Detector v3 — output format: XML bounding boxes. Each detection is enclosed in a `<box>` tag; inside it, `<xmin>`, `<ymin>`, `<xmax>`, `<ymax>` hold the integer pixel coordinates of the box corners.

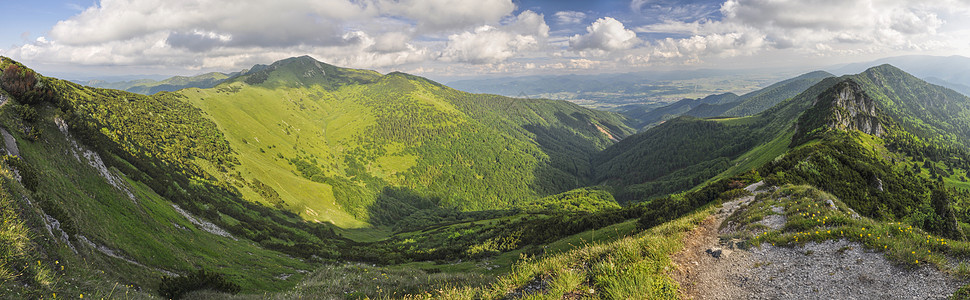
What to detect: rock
<box><xmin>826</xmin><ymin>199</ymin><xmax>838</xmax><ymax>210</ymax></box>
<box><xmin>707</xmin><ymin>247</ymin><xmax>723</xmax><ymax>258</ymax></box>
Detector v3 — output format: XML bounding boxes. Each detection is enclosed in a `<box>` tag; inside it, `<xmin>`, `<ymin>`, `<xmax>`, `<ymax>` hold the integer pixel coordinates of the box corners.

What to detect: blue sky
<box><xmin>1</xmin><ymin>0</ymin><xmax>968</xmax><ymax>80</ymax></box>
<box><xmin>0</xmin><ymin>1</ymin><xmax>84</xmax><ymax>47</ymax></box>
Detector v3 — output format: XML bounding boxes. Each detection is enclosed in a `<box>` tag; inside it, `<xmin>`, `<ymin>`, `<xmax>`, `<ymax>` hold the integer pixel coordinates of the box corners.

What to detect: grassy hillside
<box><xmin>0</xmin><ymin>56</ymin><xmax>640</xmax><ymax>298</ymax></box>
<box><xmin>594</xmin><ymin>75</ymin><xmax>841</xmax><ymax>202</ymax></box>
<box><xmin>760</xmin><ymin>65</ymin><xmax>970</xmax><ymax>240</ymax></box>
<box><xmin>8</xmin><ymin>52</ymin><xmax>970</xmax><ymax>299</ymax></box>
<box><xmin>183</xmin><ymin>56</ymin><xmax>633</xmax><ymax>228</ymax></box>
<box><xmin>0</xmin><ymin>61</ymin><xmax>324</xmax><ymax>298</ymax></box>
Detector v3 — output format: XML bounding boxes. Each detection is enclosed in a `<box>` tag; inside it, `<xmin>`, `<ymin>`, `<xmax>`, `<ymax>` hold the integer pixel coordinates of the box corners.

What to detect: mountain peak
<box><xmin>269</xmin><ymin>55</ymin><xmax>327</xmax><ymax>68</ymax></box>
<box><xmin>233</xmin><ymin>55</ymin><xmax>381</xmax><ymax>88</ymax></box>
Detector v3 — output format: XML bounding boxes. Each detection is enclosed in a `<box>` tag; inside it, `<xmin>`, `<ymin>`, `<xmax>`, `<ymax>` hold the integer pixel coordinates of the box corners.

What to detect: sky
<box><xmin>2</xmin><ymin>0</ymin><xmax>970</xmax><ymax>81</ymax></box>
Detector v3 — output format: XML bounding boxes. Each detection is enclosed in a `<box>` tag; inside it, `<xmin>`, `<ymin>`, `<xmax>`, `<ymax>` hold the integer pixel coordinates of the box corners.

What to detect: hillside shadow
<box><xmin>522</xmin><ymin>119</ymin><xmax>601</xmax><ymax>196</ymax></box>
<box><xmin>365</xmin><ymin>186</ymin><xmax>441</xmax><ymax>227</ymax></box>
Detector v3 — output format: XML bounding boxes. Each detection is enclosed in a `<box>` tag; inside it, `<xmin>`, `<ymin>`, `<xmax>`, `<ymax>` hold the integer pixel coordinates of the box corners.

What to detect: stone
<box><xmin>707</xmin><ymin>247</ymin><xmax>723</xmax><ymax>258</ymax></box>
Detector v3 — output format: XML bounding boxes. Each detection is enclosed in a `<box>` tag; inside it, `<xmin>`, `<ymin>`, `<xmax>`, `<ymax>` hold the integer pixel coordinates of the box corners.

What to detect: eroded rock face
<box><xmin>824</xmin><ymin>80</ymin><xmax>884</xmax><ymax>136</ymax></box>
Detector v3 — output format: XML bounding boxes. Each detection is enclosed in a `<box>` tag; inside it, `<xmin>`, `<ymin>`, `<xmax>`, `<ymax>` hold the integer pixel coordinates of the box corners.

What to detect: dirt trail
<box><xmin>672</xmin><ymin>183</ymin><xmax>964</xmax><ymax>299</ymax></box>
<box><xmin>672</xmin><ymin>191</ymin><xmax>755</xmax><ymax>299</ymax></box>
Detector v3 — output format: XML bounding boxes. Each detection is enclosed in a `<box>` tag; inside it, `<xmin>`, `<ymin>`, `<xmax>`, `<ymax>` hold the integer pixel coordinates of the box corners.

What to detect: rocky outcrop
<box><xmin>171</xmin><ymin>204</ymin><xmax>236</xmax><ymax>240</ymax></box>
<box><xmin>820</xmin><ymin>80</ymin><xmax>884</xmax><ymax>136</ymax></box>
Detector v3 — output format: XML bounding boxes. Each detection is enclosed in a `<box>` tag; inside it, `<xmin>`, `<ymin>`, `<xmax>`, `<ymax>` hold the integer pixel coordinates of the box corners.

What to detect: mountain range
<box><xmin>2</xmin><ymin>55</ymin><xmax>970</xmax><ymax>298</ymax></box>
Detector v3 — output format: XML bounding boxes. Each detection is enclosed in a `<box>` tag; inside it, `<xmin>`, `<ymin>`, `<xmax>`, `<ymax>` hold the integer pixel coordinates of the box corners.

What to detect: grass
<box><xmin>542</xmin><ymin>220</ymin><xmax>639</xmax><ymax>255</ymax></box>
<box><xmin>711</xmin><ymin>116</ymin><xmax>756</xmax><ymax>126</ymax></box>
<box><xmin>402</xmin><ymin>204</ymin><xmax>716</xmax><ymax>299</ymax></box>
<box><xmin>0</xmin><ymin>166</ymin><xmax>55</xmax><ymax>298</ymax></box>
<box><xmin>0</xmin><ymin>104</ymin><xmax>313</xmax><ymax>296</ymax></box>
<box><xmin>692</xmin><ymin>127</ymin><xmax>793</xmax><ymax>192</ymax></box>
<box><xmin>182</xmin><ymin>263</ymin><xmax>492</xmax><ymax>300</ymax></box>
<box><xmin>187</xmin><ymin>84</ymin><xmax>369</xmax><ymax>228</ymax></box>
<box><xmin>336</xmin><ymin>226</ymin><xmax>393</xmax><ymax>243</ymax></box>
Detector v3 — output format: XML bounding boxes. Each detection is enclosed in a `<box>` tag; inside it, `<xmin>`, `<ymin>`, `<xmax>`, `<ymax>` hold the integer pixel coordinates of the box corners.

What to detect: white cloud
<box><xmin>439</xmin><ymin>10</ymin><xmax>548</xmax><ymax>64</ymax></box>
<box><xmin>368</xmin><ymin>32</ymin><xmax>413</xmax><ymax>53</ymax></box>
<box><xmin>378</xmin><ymin>0</ymin><xmax>516</xmax><ymax>31</ymax></box>
<box><xmin>651</xmin><ymin>32</ymin><xmax>765</xmax><ymax>61</ymax></box>
<box><xmin>49</xmin><ymin>0</ymin><xmax>371</xmax><ymax>47</ymax></box>
<box><xmin>721</xmin><ymin>0</ymin><xmax>956</xmax><ymax>50</ymax></box>
<box><xmin>6</xmin><ymin>0</ymin><xmax>970</xmax><ymax>77</ymax></box>
<box><xmin>569</xmin><ymin>17</ymin><xmax>640</xmax><ymax>52</ymax></box>
<box><xmin>507</xmin><ymin>10</ymin><xmax>550</xmax><ymax>38</ymax></box>
<box><xmin>626</xmin><ymin>0</ymin><xmax>970</xmax><ymax>65</ymax></box>
<box><xmin>5</xmin><ymin>0</ymin><xmax>529</xmax><ymax>73</ymax></box>
<box><xmin>554</xmin><ymin>11</ymin><xmax>586</xmax><ymax>25</ymax></box>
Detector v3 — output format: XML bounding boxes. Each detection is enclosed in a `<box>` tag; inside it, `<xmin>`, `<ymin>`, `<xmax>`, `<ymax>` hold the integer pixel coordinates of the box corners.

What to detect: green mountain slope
<box><xmin>595</xmin><ymin>74</ymin><xmax>841</xmax><ymax>201</ymax></box>
<box><xmin>181</xmin><ymin>56</ymin><xmax>632</xmax><ymax>227</ymax></box>
<box><xmin>599</xmin><ymin>64</ymin><xmax>970</xmax><ymax>238</ymax></box>
<box><xmin>621</xmin><ymin>71</ymin><xmax>831</xmax><ymax>130</ymax></box>
<box><xmin>81</xmin><ymin>71</ymin><xmax>237</xmax><ymax>95</ymax></box>
<box><xmin>0</xmin><ymin>57</ymin><xmax>325</xmax><ymax>298</ymax></box>
<box><xmin>762</xmin><ymin>64</ymin><xmax>970</xmax><ymax>238</ymax></box>
<box><xmin>0</xmin><ymin>55</ymin><xmax>634</xmax><ymax>297</ymax></box>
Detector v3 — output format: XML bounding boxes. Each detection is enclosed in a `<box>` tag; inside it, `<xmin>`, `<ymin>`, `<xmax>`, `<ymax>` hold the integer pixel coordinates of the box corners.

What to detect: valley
<box><xmin>3</xmin><ymin>53</ymin><xmax>970</xmax><ymax>299</ymax></box>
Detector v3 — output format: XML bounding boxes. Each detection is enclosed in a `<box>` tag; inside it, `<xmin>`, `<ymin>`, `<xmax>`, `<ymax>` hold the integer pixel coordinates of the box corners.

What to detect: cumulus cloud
<box><xmin>625</xmin><ymin>0</ymin><xmax>970</xmax><ymax>65</ymax></box>
<box><xmin>378</xmin><ymin>0</ymin><xmax>516</xmax><ymax>31</ymax></box>
<box><xmin>49</xmin><ymin>0</ymin><xmax>368</xmax><ymax>47</ymax></box>
<box><xmin>6</xmin><ymin>0</ymin><xmax>532</xmax><ymax>72</ymax></box>
<box><xmin>569</xmin><ymin>17</ymin><xmax>640</xmax><ymax>52</ymax></box>
<box><xmin>6</xmin><ymin>0</ymin><xmax>970</xmax><ymax>76</ymax></box>
<box><xmin>554</xmin><ymin>11</ymin><xmax>586</xmax><ymax>25</ymax></box>
<box><xmin>651</xmin><ymin>31</ymin><xmax>765</xmax><ymax>61</ymax></box>
<box><xmin>439</xmin><ymin>10</ymin><xmax>549</xmax><ymax>64</ymax></box>
<box><xmin>367</xmin><ymin>32</ymin><xmax>413</xmax><ymax>53</ymax></box>
<box><xmin>724</xmin><ymin>0</ymin><xmax>956</xmax><ymax>49</ymax></box>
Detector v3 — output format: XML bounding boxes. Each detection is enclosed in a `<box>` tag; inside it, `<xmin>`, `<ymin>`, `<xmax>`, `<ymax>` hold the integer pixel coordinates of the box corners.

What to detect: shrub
<box><xmin>158</xmin><ymin>269</ymin><xmax>241</xmax><ymax>300</ymax></box>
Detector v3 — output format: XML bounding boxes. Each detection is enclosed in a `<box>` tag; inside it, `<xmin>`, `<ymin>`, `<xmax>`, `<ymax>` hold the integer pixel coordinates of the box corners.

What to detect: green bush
<box><xmin>158</xmin><ymin>269</ymin><xmax>241</xmax><ymax>299</ymax></box>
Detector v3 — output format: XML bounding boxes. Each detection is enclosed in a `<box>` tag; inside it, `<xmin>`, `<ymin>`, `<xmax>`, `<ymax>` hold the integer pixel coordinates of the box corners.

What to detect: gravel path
<box><xmin>672</xmin><ymin>183</ymin><xmax>965</xmax><ymax>299</ymax></box>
